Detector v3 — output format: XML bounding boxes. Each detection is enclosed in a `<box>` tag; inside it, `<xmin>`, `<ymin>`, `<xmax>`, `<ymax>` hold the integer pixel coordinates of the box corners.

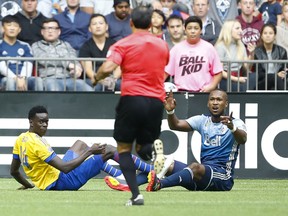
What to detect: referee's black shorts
<box><xmin>113</xmin><ymin>95</ymin><xmax>164</xmax><ymax>145</ymax></box>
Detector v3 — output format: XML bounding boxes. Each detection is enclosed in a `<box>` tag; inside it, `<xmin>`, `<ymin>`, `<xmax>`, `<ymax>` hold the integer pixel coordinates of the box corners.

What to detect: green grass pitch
<box><xmin>0</xmin><ymin>178</ymin><xmax>287</xmax><ymax>216</ymax></box>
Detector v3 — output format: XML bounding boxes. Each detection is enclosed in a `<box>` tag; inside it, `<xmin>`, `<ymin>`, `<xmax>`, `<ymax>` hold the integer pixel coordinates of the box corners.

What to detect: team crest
<box><xmin>216</xmin><ymin>0</ymin><xmax>231</xmax><ymax>22</ymax></box>
<box><xmin>17</xmin><ymin>48</ymin><xmax>24</xmax><ymax>56</ymax></box>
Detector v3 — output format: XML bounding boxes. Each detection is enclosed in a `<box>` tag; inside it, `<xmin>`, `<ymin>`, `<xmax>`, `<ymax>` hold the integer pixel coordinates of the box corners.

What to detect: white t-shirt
<box><xmin>80</xmin><ymin>0</ymin><xmax>114</xmax><ymax>15</ymax></box>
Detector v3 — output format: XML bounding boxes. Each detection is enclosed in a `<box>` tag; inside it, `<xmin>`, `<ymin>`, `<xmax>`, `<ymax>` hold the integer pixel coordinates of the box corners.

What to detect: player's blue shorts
<box><xmin>46</xmin><ymin>150</ymin><xmax>104</xmax><ymax>190</ymax></box>
<box><xmin>195</xmin><ymin>165</ymin><xmax>234</xmax><ymax>191</ymax></box>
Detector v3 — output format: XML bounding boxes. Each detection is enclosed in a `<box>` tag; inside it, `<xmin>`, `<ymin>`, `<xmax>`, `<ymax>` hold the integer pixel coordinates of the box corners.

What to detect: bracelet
<box><xmin>166</xmin><ymin>109</ymin><xmax>175</xmax><ymax>115</ymax></box>
<box><xmin>230</xmin><ymin>124</ymin><xmax>237</xmax><ymax>133</ymax></box>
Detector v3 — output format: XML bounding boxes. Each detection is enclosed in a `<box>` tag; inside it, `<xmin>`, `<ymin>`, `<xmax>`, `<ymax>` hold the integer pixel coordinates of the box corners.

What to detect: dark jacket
<box><xmin>254</xmin><ymin>44</ymin><xmax>287</xmax><ymax>80</ymax></box>
<box><xmin>201</xmin><ymin>17</ymin><xmax>221</xmax><ymax>45</ymax></box>
<box><xmin>14</xmin><ymin>11</ymin><xmax>47</xmax><ymax>45</ymax></box>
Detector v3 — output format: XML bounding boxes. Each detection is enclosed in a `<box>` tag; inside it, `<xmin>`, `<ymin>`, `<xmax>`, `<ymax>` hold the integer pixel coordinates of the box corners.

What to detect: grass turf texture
<box><xmin>0</xmin><ymin>178</ymin><xmax>287</xmax><ymax>216</ymax></box>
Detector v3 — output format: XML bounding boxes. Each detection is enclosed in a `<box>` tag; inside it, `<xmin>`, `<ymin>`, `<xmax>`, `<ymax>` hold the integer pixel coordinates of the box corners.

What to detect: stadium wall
<box><xmin>0</xmin><ymin>92</ymin><xmax>287</xmax><ymax>179</ymax></box>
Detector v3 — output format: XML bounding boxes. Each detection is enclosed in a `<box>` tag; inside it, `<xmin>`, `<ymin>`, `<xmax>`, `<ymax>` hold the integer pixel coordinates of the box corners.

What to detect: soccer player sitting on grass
<box><xmin>10</xmin><ymin>105</ymin><xmax>163</xmax><ymax>191</ymax></box>
<box><xmin>146</xmin><ymin>89</ymin><xmax>247</xmax><ymax>192</ymax></box>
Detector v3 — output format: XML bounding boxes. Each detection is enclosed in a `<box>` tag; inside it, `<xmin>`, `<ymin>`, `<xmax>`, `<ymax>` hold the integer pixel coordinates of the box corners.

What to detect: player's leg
<box><xmin>54</xmin><ymin>141</ymin><xmax>114</xmax><ymax>190</ymax></box>
<box><xmin>146</xmin><ymin>162</ymin><xmax>206</xmax><ymax>191</ymax></box>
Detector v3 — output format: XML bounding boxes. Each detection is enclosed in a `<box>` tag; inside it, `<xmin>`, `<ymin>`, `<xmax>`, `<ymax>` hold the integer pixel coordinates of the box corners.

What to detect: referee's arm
<box><xmin>93</xmin><ymin>60</ymin><xmax>119</xmax><ymax>86</ymax></box>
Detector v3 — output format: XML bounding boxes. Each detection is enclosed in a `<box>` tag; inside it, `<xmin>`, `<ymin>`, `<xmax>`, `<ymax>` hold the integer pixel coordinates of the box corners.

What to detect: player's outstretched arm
<box><xmin>10</xmin><ymin>158</ymin><xmax>35</xmax><ymax>190</ymax></box>
<box><xmin>164</xmin><ymin>91</ymin><xmax>192</xmax><ymax>132</ymax></box>
<box><xmin>48</xmin><ymin>144</ymin><xmax>106</xmax><ymax>174</ymax></box>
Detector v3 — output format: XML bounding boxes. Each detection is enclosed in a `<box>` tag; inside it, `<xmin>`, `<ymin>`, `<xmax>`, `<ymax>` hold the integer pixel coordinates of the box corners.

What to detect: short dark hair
<box><xmin>153</xmin><ymin>9</ymin><xmax>166</xmax><ymax>23</ymax></box>
<box><xmin>89</xmin><ymin>13</ymin><xmax>107</xmax><ymax>25</ymax></box>
<box><xmin>42</xmin><ymin>18</ymin><xmax>60</xmax><ymax>28</ymax></box>
<box><xmin>166</xmin><ymin>14</ymin><xmax>184</xmax><ymax>26</ymax></box>
<box><xmin>2</xmin><ymin>15</ymin><xmax>20</xmax><ymax>26</ymax></box>
<box><xmin>184</xmin><ymin>16</ymin><xmax>202</xmax><ymax>29</ymax></box>
<box><xmin>28</xmin><ymin>106</ymin><xmax>48</xmax><ymax>120</ymax></box>
<box><xmin>131</xmin><ymin>6</ymin><xmax>153</xmax><ymax>29</ymax></box>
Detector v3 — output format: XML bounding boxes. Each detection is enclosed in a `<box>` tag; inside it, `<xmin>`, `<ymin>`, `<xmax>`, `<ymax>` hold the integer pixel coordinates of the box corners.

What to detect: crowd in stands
<box><xmin>0</xmin><ymin>0</ymin><xmax>288</xmax><ymax>92</ymax></box>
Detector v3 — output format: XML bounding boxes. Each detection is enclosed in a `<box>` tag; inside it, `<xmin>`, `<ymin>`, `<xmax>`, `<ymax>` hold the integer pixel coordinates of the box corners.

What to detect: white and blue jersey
<box><xmin>186</xmin><ymin>114</ymin><xmax>246</xmax><ymax>177</ymax></box>
<box><xmin>0</xmin><ymin>39</ymin><xmax>33</xmax><ymax>75</ymax></box>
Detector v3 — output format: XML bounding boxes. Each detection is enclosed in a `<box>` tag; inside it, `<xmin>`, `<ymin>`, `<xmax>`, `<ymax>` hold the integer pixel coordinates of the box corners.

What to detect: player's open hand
<box><xmin>164</xmin><ymin>90</ymin><xmax>176</xmax><ymax>111</ymax></box>
<box><xmin>90</xmin><ymin>143</ymin><xmax>106</xmax><ymax>155</ymax></box>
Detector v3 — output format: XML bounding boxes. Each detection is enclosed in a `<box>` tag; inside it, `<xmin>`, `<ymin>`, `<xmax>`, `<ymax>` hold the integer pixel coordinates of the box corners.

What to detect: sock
<box><xmin>171</xmin><ymin>160</ymin><xmax>188</xmax><ymax>174</ymax></box>
<box><xmin>161</xmin><ymin>168</ymin><xmax>196</xmax><ymax>190</ymax></box>
<box><xmin>132</xmin><ymin>155</ymin><xmax>153</xmax><ymax>173</ymax></box>
<box><xmin>113</xmin><ymin>152</ymin><xmax>153</xmax><ymax>174</ymax></box>
<box><xmin>102</xmin><ymin>162</ymin><xmax>122</xmax><ymax>177</ymax></box>
<box><xmin>119</xmin><ymin>152</ymin><xmax>139</xmax><ymax>199</ymax></box>
<box><xmin>136</xmin><ymin>172</ymin><xmax>148</xmax><ymax>185</ymax></box>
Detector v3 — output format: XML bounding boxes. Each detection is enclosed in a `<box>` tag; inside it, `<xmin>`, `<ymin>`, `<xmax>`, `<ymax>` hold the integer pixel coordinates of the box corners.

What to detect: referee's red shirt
<box><xmin>107</xmin><ymin>31</ymin><xmax>169</xmax><ymax>101</ymax></box>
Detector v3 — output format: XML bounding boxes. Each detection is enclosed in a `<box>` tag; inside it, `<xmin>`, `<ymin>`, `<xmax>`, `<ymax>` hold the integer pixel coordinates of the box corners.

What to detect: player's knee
<box><xmin>189</xmin><ymin>163</ymin><xmax>205</xmax><ymax>180</ymax></box>
<box><xmin>71</xmin><ymin>140</ymin><xmax>89</xmax><ymax>152</ymax></box>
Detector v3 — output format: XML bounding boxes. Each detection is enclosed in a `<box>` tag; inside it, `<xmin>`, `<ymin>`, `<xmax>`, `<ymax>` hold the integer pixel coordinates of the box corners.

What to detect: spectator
<box><xmin>192</xmin><ymin>0</ymin><xmax>221</xmax><ymax>45</ymax></box>
<box><xmin>159</xmin><ymin>0</ymin><xmax>182</xmax><ymax>19</ymax></box>
<box><xmin>37</xmin><ymin>0</ymin><xmax>67</xmax><ymax>18</ymax></box>
<box><xmin>31</xmin><ymin>18</ymin><xmax>93</xmax><ymax>91</ymax></box>
<box><xmin>14</xmin><ymin>0</ymin><xmax>48</xmax><ymax>46</ymax></box>
<box><xmin>150</xmin><ymin>9</ymin><xmax>166</xmax><ymax>38</ymax></box>
<box><xmin>208</xmin><ymin>0</ymin><xmax>239</xmax><ymax>26</ymax></box>
<box><xmin>106</xmin><ymin>0</ymin><xmax>132</xmax><ymax>41</ymax></box>
<box><xmin>163</xmin><ymin>14</ymin><xmax>185</xmax><ymax>50</ymax></box>
<box><xmin>236</xmin><ymin>0</ymin><xmax>264</xmax><ymax>55</ymax></box>
<box><xmin>0</xmin><ymin>0</ymin><xmax>22</xmax><ymax>36</ymax></box>
<box><xmin>54</xmin><ymin>0</ymin><xmax>91</xmax><ymax>52</ymax></box>
<box><xmin>254</xmin><ymin>0</ymin><xmax>282</xmax><ymax>25</ymax></box>
<box><xmin>176</xmin><ymin>0</ymin><xmax>194</xmax><ymax>15</ymax></box>
<box><xmin>80</xmin><ymin>0</ymin><xmax>159</xmax><ymax>15</ymax></box>
<box><xmin>79</xmin><ymin>14</ymin><xmax>121</xmax><ymax>91</ymax></box>
<box><xmin>0</xmin><ymin>15</ymin><xmax>43</xmax><ymax>91</ymax></box>
<box><xmin>253</xmin><ymin>23</ymin><xmax>288</xmax><ymax>90</ymax></box>
<box><xmin>276</xmin><ymin>1</ymin><xmax>288</xmax><ymax>53</ymax></box>
<box><xmin>164</xmin><ymin>16</ymin><xmax>223</xmax><ymax>92</ymax></box>
<box><xmin>215</xmin><ymin>19</ymin><xmax>254</xmax><ymax>92</ymax></box>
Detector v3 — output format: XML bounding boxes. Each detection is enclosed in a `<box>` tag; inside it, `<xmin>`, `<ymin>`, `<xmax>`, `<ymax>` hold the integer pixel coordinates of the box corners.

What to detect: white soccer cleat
<box><xmin>152</xmin><ymin>139</ymin><xmax>165</xmax><ymax>174</ymax></box>
<box><xmin>157</xmin><ymin>155</ymin><xmax>174</xmax><ymax>179</ymax></box>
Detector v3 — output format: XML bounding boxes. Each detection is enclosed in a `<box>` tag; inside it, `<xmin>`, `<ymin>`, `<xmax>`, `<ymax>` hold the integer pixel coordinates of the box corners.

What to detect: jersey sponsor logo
<box><xmin>179</xmin><ymin>56</ymin><xmax>206</xmax><ymax>76</ymax></box>
<box><xmin>216</xmin><ymin>0</ymin><xmax>231</xmax><ymax>22</ymax></box>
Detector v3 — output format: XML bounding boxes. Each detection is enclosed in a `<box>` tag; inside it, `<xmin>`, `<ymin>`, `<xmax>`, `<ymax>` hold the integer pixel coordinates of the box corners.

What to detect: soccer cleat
<box><xmin>152</xmin><ymin>139</ymin><xmax>165</xmax><ymax>174</ymax></box>
<box><xmin>146</xmin><ymin>170</ymin><xmax>161</xmax><ymax>192</ymax></box>
<box><xmin>157</xmin><ymin>155</ymin><xmax>174</xmax><ymax>179</ymax></box>
<box><xmin>125</xmin><ymin>194</ymin><xmax>144</xmax><ymax>206</ymax></box>
<box><xmin>104</xmin><ymin>176</ymin><xmax>130</xmax><ymax>192</ymax></box>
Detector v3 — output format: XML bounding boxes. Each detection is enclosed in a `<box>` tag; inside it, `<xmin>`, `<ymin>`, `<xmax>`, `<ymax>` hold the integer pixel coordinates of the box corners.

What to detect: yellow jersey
<box><xmin>12</xmin><ymin>131</ymin><xmax>60</xmax><ymax>190</ymax></box>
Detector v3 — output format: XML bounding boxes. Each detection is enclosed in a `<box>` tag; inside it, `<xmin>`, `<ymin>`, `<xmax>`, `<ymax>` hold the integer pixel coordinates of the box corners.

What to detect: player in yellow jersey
<box><xmin>10</xmin><ymin>105</ymin><xmax>161</xmax><ymax>191</ymax></box>
<box><xmin>10</xmin><ymin>105</ymin><xmax>110</xmax><ymax>190</ymax></box>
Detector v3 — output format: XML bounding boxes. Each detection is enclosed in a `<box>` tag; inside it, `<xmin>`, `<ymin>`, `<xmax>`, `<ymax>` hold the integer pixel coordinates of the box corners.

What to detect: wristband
<box><xmin>166</xmin><ymin>109</ymin><xmax>175</xmax><ymax>115</ymax></box>
<box><xmin>230</xmin><ymin>124</ymin><xmax>237</xmax><ymax>133</ymax></box>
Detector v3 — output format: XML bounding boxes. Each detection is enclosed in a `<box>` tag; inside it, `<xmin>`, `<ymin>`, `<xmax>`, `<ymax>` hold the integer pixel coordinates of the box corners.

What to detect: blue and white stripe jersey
<box><xmin>186</xmin><ymin>114</ymin><xmax>247</xmax><ymax>174</ymax></box>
